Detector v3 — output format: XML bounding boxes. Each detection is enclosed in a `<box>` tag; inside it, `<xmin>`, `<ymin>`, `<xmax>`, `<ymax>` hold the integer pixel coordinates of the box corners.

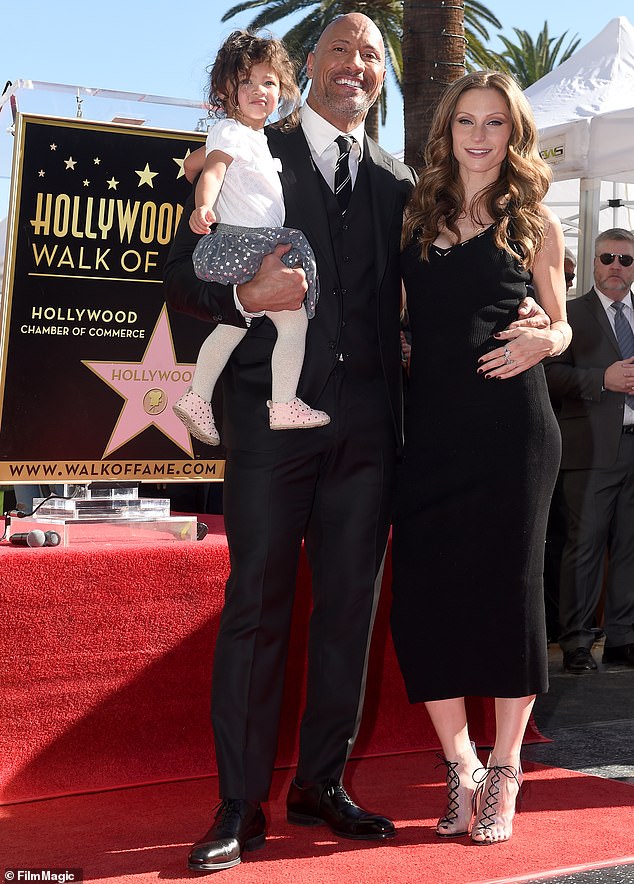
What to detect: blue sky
<box><xmin>0</xmin><ymin>0</ymin><xmax>629</xmax><ymax>170</ymax></box>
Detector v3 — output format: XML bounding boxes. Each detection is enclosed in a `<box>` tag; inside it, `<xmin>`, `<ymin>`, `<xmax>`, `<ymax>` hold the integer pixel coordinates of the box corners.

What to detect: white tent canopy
<box><xmin>525</xmin><ymin>16</ymin><xmax>634</xmax><ymax>294</ymax></box>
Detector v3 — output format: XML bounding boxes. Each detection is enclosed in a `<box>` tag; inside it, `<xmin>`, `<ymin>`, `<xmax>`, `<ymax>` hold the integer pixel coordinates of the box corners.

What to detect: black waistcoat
<box><xmin>316</xmin><ymin>159</ymin><xmax>382</xmax><ymax>383</ymax></box>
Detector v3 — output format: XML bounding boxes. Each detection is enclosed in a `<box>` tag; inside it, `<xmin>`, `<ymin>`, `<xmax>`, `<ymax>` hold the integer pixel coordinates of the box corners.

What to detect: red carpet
<box><xmin>2</xmin><ymin>751</ymin><xmax>633</xmax><ymax>883</ymax></box>
<box><xmin>0</xmin><ymin>517</ymin><xmax>544</xmax><ymax>805</ymax></box>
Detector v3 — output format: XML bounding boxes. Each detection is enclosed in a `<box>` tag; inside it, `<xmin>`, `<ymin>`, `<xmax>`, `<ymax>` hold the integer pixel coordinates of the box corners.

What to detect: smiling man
<box><xmin>164</xmin><ymin>13</ymin><xmax>416</xmax><ymax>873</ymax></box>
<box><xmin>305</xmin><ymin>13</ymin><xmax>386</xmax><ymax>127</ymax></box>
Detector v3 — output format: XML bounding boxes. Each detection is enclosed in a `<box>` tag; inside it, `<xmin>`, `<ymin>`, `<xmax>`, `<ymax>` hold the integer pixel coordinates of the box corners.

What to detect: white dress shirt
<box><xmin>299</xmin><ymin>101</ymin><xmax>365</xmax><ymax>191</ymax></box>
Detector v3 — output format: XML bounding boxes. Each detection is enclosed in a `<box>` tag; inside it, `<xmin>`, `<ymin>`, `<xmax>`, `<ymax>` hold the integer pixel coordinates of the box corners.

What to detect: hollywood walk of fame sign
<box><xmin>0</xmin><ymin>113</ymin><xmax>223</xmax><ymax>484</ymax></box>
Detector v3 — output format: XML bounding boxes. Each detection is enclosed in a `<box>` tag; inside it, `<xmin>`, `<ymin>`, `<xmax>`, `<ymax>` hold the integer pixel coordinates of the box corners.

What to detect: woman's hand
<box><xmin>478</xmin><ymin>289</ymin><xmax>571</xmax><ymax>378</ymax></box>
<box><xmin>477</xmin><ymin>326</ymin><xmax>556</xmax><ymax>379</ymax></box>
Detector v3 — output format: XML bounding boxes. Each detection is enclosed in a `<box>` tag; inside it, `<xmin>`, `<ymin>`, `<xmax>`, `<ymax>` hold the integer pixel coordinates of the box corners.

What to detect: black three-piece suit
<box><xmin>163</xmin><ymin>123</ymin><xmax>415</xmax><ymax>799</ymax></box>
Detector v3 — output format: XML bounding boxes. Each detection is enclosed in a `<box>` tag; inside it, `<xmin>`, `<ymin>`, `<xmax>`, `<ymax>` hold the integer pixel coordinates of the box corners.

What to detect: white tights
<box><xmin>192</xmin><ymin>309</ymin><xmax>309</xmax><ymax>405</ymax></box>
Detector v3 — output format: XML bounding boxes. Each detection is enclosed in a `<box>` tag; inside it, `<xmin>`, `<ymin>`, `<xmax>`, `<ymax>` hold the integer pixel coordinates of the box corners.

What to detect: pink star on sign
<box><xmin>83</xmin><ymin>305</ymin><xmax>196</xmax><ymax>456</ymax></box>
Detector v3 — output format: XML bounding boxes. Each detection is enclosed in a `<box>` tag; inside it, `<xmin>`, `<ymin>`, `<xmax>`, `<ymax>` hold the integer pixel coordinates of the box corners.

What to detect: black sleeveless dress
<box><xmin>390</xmin><ymin>226</ymin><xmax>560</xmax><ymax>702</ymax></box>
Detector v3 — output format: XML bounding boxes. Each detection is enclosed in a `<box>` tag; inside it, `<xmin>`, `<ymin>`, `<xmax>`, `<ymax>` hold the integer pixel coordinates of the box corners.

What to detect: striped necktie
<box><xmin>611</xmin><ymin>300</ymin><xmax>634</xmax><ymax>409</ymax></box>
<box><xmin>334</xmin><ymin>135</ymin><xmax>354</xmax><ymax>214</ymax></box>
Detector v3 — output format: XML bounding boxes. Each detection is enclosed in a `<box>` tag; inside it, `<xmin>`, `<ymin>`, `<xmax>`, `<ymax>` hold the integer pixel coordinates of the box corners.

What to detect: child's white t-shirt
<box><xmin>206</xmin><ymin>118</ymin><xmax>285</xmax><ymax>228</ymax></box>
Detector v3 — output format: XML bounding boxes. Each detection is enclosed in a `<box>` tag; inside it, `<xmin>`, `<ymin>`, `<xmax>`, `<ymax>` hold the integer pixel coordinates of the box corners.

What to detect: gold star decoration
<box><xmin>64</xmin><ymin>157</ymin><xmax>77</xmax><ymax>170</ymax></box>
<box><xmin>83</xmin><ymin>179</ymin><xmax>90</xmax><ymax>187</ymax></box>
<box><xmin>50</xmin><ymin>143</ymin><xmax>57</xmax><ymax>151</ymax></box>
<box><xmin>93</xmin><ymin>157</ymin><xmax>101</xmax><ymax>165</ymax></box>
<box><xmin>38</xmin><ymin>170</ymin><xmax>45</xmax><ymax>177</ymax></box>
<box><xmin>106</xmin><ymin>177</ymin><xmax>119</xmax><ymax>190</ymax></box>
<box><xmin>172</xmin><ymin>148</ymin><xmax>192</xmax><ymax>179</ymax></box>
<box><xmin>135</xmin><ymin>162</ymin><xmax>159</xmax><ymax>188</ymax></box>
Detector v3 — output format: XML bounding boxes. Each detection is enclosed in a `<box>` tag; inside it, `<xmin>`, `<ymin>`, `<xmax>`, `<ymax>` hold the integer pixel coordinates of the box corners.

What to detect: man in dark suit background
<box><xmin>545</xmin><ymin>228</ymin><xmax>634</xmax><ymax>674</ymax></box>
<box><xmin>164</xmin><ymin>14</ymin><xmax>415</xmax><ymax>872</ymax></box>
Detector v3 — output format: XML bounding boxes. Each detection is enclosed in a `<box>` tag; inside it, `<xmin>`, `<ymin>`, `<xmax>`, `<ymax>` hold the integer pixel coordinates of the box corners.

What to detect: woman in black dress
<box><xmin>391</xmin><ymin>71</ymin><xmax>571</xmax><ymax>845</ymax></box>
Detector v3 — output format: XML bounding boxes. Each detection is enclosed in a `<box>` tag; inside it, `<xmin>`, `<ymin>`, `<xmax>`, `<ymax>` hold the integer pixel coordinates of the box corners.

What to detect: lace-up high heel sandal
<box><xmin>471</xmin><ymin>760</ymin><xmax>523</xmax><ymax>845</ymax></box>
<box><xmin>435</xmin><ymin>743</ymin><xmax>480</xmax><ymax>837</ymax></box>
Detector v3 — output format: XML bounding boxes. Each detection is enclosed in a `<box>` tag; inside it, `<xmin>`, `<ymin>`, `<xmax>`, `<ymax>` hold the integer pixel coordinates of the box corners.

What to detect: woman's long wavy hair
<box><xmin>209</xmin><ymin>30</ymin><xmax>301</xmax><ymax>131</ymax></box>
<box><xmin>402</xmin><ymin>70</ymin><xmax>552</xmax><ymax>269</ymax></box>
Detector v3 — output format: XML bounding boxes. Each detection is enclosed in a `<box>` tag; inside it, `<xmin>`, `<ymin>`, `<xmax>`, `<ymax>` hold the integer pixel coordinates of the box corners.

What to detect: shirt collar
<box><xmin>300</xmin><ymin>102</ymin><xmax>365</xmax><ymax>159</ymax></box>
<box><xmin>596</xmin><ymin>288</ymin><xmax>633</xmax><ymax>313</ymax></box>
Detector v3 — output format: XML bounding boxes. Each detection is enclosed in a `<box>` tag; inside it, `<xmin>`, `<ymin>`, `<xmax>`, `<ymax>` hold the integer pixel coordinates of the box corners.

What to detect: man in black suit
<box><xmin>164</xmin><ymin>14</ymin><xmax>414</xmax><ymax>872</ymax></box>
<box><xmin>545</xmin><ymin>228</ymin><xmax>634</xmax><ymax>674</ymax></box>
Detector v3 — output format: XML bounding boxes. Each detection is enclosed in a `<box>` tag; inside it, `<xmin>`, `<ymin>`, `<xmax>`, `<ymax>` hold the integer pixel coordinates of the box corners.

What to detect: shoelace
<box><xmin>326</xmin><ymin>782</ymin><xmax>357</xmax><ymax>808</ymax></box>
<box><xmin>213</xmin><ymin>798</ymin><xmax>248</xmax><ymax>827</ymax></box>
<box><xmin>435</xmin><ymin>754</ymin><xmax>461</xmax><ymax>824</ymax></box>
<box><xmin>472</xmin><ymin>764</ymin><xmax>521</xmax><ymax>833</ymax></box>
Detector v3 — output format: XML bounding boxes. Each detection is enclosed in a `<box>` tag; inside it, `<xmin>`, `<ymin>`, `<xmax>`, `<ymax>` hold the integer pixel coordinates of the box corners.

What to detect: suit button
<box><xmin>341</xmin><ymin>289</ymin><xmax>348</xmax><ymax>296</ymax></box>
<box><xmin>342</xmin><ymin>223</ymin><xmax>349</xmax><ymax>231</ymax></box>
<box><xmin>212</xmin><ymin>314</ymin><xmax>223</xmax><ymax>322</ymax></box>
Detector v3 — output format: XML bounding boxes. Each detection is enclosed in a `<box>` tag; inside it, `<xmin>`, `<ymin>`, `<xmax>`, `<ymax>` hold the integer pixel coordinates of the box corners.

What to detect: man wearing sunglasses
<box><xmin>564</xmin><ymin>248</ymin><xmax>577</xmax><ymax>292</ymax></box>
<box><xmin>545</xmin><ymin>228</ymin><xmax>634</xmax><ymax>673</ymax></box>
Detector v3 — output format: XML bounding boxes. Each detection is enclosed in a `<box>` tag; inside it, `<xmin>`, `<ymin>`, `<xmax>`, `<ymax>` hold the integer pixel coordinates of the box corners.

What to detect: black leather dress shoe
<box><xmin>603</xmin><ymin>643</ymin><xmax>634</xmax><ymax>667</ymax></box>
<box><xmin>187</xmin><ymin>799</ymin><xmax>266</xmax><ymax>872</ymax></box>
<box><xmin>286</xmin><ymin>778</ymin><xmax>396</xmax><ymax>840</ymax></box>
<box><xmin>562</xmin><ymin>647</ymin><xmax>598</xmax><ymax>673</ymax></box>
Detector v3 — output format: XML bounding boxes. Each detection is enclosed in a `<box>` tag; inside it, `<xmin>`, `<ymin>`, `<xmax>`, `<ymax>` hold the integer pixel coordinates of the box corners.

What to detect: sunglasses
<box><xmin>596</xmin><ymin>253</ymin><xmax>634</xmax><ymax>267</ymax></box>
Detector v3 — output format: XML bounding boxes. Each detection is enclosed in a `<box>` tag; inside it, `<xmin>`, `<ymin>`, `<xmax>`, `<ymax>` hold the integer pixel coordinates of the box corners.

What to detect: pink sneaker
<box><xmin>267</xmin><ymin>397</ymin><xmax>330</xmax><ymax>430</ymax></box>
<box><xmin>173</xmin><ymin>388</ymin><xmax>220</xmax><ymax>446</ymax></box>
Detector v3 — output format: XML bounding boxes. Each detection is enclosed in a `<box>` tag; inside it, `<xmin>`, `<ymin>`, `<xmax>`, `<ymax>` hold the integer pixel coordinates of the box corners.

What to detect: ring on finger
<box><xmin>503</xmin><ymin>347</ymin><xmax>512</xmax><ymax>359</ymax></box>
<box><xmin>505</xmin><ymin>357</ymin><xmax>514</xmax><ymax>365</ymax></box>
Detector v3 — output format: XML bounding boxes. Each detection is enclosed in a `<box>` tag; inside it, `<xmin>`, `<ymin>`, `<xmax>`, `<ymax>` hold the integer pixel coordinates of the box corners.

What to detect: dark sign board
<box><xmin>0</xmin><ymin>114</ymin><xmax>224</xmax><ymax>484</ymax></box>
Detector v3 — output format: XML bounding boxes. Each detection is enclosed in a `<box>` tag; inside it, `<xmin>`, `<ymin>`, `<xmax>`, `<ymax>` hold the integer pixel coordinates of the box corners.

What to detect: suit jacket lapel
<box><xmin>364</xmin><ymin>137</ymin><xmax>399</xmax><ymax>288</ymax></box>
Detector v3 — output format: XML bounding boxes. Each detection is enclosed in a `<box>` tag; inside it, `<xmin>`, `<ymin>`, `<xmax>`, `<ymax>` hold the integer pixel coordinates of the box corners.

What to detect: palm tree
<box><xmin>402</xmin><ymin>0</ymin><xmax>465</xmax><ymax>168</ymax></box>
<box><xmin>220</xmin><ymin>0</ymin><xmax>501</xmax><ymax>143</ymax></box>
<box><xmin>401</xmin><ymin>14</ymin><xmax>581</xmax><ymax>164</ymax></box>
<box><xmin>488</xmin><ymin>22</ymin><xmax>580</xmax><ymax>88</ymax></box>
<box><xmin>462</xmin><ymin>1</ymin><xmax>503</xmax><ymax>70</ymax></box>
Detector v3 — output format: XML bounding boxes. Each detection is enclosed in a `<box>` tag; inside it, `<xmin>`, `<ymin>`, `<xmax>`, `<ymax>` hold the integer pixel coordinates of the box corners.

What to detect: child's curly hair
<box><xmin>209</xmin><ymin>30</ymin><xmax>301</xmax><ymax>130</ymax></box>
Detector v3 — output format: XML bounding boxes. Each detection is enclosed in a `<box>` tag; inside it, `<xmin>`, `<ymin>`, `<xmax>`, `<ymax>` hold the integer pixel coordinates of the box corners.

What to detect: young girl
<box><xmin>172</xmin><ymin>30</ymin><xmax>329</xmax><ymax>446</ymax></box>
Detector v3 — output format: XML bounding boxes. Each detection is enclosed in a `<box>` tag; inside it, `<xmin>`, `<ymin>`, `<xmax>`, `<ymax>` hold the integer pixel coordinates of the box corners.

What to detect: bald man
<box><xmin>165</xmin><ymin>14</ymin><xmax>415</xmax><ymax>871</ymax></box>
